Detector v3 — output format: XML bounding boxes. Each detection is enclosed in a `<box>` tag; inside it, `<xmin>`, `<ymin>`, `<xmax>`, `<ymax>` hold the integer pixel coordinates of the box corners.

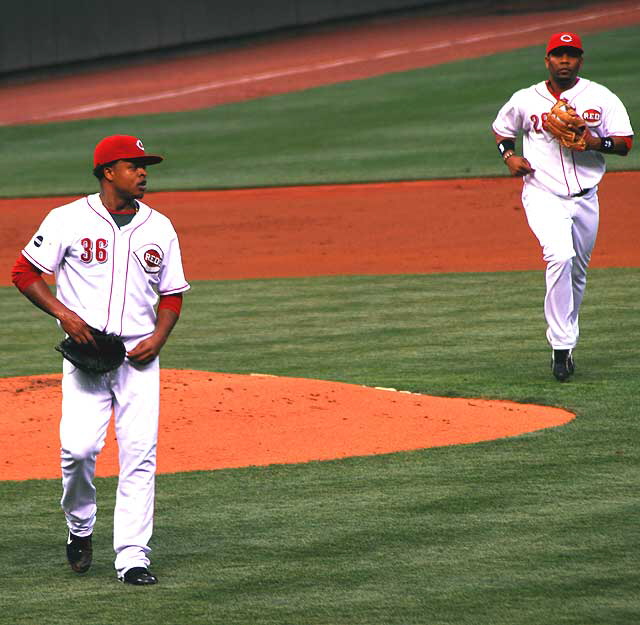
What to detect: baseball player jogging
<box><xmin>492</xmin><ymin>32</ymin><xmax>633</xmax><ymax>381</ymax></box>
<box><xmin>11</xmin><ymin>135</ymin><xmax>190</xmax><ymax>584</ymax></box>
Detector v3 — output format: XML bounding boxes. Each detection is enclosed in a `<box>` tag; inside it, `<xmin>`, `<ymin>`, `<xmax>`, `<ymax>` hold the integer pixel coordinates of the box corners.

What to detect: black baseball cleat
<box><xmin>120</xmin><ymin>567</ymin><xmax>158</xmax><ymax>586</ymax></box>
<box><xmin>552</xmin><ymin>349</ymin><xmax>575</xmax><ymax>381</ymax></box>
<box><xmin>66</xmin><ymin>531</ymin><xmax>93</xmax><ymax>574</ymax></box>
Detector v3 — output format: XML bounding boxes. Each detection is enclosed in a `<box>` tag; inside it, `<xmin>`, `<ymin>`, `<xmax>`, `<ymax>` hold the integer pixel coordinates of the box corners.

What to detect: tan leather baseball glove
<box><xmin>545</xmin><ymin>99</ymin><xmax>587</xmax><ymax>151</ymax></box>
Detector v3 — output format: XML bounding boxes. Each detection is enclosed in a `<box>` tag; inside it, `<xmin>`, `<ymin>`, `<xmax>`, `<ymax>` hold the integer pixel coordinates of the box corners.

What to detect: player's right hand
<box><xmin>506</xmin><ymin>156</ymin><xmax>535</xmax><ymax>177</ymax></box>
<box><xmin>58</xmin><ymin>310</ymin><xmax>97</xmax><ymax>347</ymax></box>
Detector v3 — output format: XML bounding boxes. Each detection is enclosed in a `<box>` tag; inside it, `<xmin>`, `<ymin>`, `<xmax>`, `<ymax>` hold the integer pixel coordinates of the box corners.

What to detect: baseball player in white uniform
<box><xmin>492</xmin><ymin>32</ymin><xmax>633</xmax><ymax>381</ymax></box>
<box><xmin>11</xmin><ymin>135</ymin><xmax>190</xmax><ymax>584</ymax></box>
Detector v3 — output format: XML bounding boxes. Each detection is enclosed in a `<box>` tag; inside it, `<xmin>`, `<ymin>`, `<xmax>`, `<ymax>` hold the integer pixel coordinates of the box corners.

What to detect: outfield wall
<box><xmin>0</xmin><ymin>0</ymin><xmax>452</xmax><ymax>75</ymax></box>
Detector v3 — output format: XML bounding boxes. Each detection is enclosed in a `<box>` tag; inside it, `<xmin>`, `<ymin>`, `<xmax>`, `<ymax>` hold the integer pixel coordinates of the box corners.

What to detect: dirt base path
<box><xmin>2</xmin><ymin>172</ymin><xmax>638</xmax><ymax>284</ymax></box>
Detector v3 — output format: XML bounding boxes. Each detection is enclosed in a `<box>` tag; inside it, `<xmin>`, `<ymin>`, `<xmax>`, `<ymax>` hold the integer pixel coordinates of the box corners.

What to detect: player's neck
<box><xmin>547</xmin><ymin>77</ymin><xmax>579</xmax><ymax>97</ymax></box>
<box><xmin>99</xmin><ymin>190</ymin><xmax>138</xmax><ymax>213</ymax></box>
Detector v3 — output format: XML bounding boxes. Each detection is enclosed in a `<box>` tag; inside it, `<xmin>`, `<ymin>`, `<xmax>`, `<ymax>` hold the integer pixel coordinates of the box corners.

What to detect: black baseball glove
<box><xmin>55</xmin><ymin>329</ymin><xmax>126</xmax><ymax>374</ymax></box>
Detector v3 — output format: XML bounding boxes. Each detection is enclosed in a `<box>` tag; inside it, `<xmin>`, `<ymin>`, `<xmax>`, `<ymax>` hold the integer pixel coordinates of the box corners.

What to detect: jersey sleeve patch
<box><xmin>582</xmin><ymin>107</ymin><xmax>602</xmax><ymax>127</ymax></box>
<box><xmin>133</xmin><ymin>244</ymin><xmax>164</xmax><ymax>274</ymax></box>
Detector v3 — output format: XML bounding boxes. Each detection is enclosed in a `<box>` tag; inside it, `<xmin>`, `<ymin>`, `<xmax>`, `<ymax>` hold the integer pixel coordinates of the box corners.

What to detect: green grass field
<box><xmin>1</xmin><ymin>271</ymin><xmax>640</xmax><ymax>624</ymax></box>
<box><xmin>1</xmin><ymin>23</ymin><xmax>639</xmax><ymax>625</ymax></box>
<box><xmin>0</xmin><ymin>25</ymin><xmax>638</xmax><ymax>197</ymax></box>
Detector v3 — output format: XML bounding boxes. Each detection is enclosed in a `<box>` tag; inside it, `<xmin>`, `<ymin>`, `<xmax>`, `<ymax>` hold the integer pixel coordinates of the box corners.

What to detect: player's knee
<box><xmin>61</xmin><ymin>442</ymin><xmax>101</xmax><ymax>463</ymax></box>
<box><xmin>544</xmin><ymin>251</ymin><xmax>575</xmax><ymax>265</ymax></box>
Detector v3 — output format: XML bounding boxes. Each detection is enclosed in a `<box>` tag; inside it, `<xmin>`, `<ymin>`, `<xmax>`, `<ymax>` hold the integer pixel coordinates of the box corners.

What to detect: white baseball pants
<box><xmin>522</xmin><ymin>183</ymin><xmax>599</xmax><ymax>350</ymax></box>
<box><xmin>59</xmin><ymin>356</ymin><xmax>159</xmax><ymax>577</ymax></box>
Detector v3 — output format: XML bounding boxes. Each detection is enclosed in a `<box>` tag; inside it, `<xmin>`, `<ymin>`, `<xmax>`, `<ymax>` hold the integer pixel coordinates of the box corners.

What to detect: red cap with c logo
<box><xmin>93</xmin><ymin>135</ymin><xmax>163</xmax><ymax>168</ymax></box>
<box><xmin>546</xmin><ymin>32</ymin><xmax>583</xmax><ymax>55</ymax></box>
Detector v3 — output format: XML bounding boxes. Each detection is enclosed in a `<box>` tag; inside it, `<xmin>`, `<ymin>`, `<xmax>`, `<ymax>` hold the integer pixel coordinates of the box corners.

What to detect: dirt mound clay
<box><xmin>0</xmin><ymin>370</ymin><xmax>574</xmax><ymax>481</ymax></box>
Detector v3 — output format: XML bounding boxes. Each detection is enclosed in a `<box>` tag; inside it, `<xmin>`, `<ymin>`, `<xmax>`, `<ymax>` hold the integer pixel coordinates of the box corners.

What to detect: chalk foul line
<box><xmin>9</xmin><ymin>5</ymin><xmax>640</xmax><ymax>124</ymax></box>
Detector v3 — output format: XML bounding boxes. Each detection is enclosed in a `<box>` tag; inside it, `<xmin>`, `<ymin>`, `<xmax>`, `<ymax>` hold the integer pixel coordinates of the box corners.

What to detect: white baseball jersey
<box><xmin>492</xmin><ymin>78</ymin><xmax>633</xmax><ymax>196</ymax></box>
<box><xmin>22</xmin><ymin>193</ymin><xmax>190</xmax><ymax>349</ymax></box>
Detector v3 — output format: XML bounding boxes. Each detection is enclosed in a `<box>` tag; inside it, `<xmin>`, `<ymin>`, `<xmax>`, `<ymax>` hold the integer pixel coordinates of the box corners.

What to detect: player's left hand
<box><xmin>127</xmin><ymin>335</ymin><xmax>166</xmax><ymax>365</ymax></box>
<box><xmin>581</xmin><ymin>126</ymin><xmax>600</xmax><ymax>151</ymax></box>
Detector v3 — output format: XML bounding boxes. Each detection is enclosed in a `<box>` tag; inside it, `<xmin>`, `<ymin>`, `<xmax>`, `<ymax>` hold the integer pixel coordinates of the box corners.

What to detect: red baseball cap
<box><xmin>93</xmin><ymin>135</ymin><xmax>163</xmax><ymax>168</ymax></box>
<box><xmin>546</xmin><ymin>32</ymin><xmax>583</xmax><ymax>55</ymax></box>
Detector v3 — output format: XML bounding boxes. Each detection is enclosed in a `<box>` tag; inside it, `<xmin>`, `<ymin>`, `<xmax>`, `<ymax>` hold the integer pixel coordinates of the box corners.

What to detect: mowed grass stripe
<box><xmin>0</xmin><ymin>25</ymin><xmax>638</xmax><ymax>198</ymax></box>
<box><xmin>1</xmin><ymin>270</ymin><xmax>639</xmax><ymax>623</ymax></box>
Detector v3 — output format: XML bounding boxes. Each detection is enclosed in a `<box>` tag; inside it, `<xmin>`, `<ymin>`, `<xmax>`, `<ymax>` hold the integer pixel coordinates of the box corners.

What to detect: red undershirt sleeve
<box><xmin>620</xmin><ymin>136</ymin><xmax>633</xmax><ymax>151</ymax></box>
<box><xmin>158</xmin><ymin>293</ymin><xmax>183</xmax><ymax>316</ymax></box>
<box><xmin>11</xmin><ymin>253</ymin><xmax>43</xmax><ymax>292</ymax></box>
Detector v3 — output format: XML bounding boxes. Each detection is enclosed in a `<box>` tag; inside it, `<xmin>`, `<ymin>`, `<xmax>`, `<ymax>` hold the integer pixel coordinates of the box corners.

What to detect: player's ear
<box><xmin>102</xmin><ymin>164</ymin><xmax>115</xmax><ymax>181</ymax></box>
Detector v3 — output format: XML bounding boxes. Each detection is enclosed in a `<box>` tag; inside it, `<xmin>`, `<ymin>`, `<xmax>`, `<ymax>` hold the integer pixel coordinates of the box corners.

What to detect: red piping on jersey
<box><xmin>545</xmin><ymin>81</ymin><xmax>580</xmax><ymax>194</ymax></box>
<box><xmin>546</xmin><ymin>81</ymin><xmax>564</xmax><ymax>100</ymax></box>
<box><xmin>557</xmin><ymin>144</ymin><xmax>571</xmax><ymax>196</ymax></box>
<box><xmin>571</xmin><ymin>151</ymin><xmax>583</xmax><ymax>193</ymax></box>
<box><xmin>119</xmin><ymin>210</ymin><xmax>152</xmax><ymax>336</ymax></box>
<box><xmin>11</xmin><ymin>253</ymin><xmax>43</xmax><ymax>292</ymax></box>
<box><xmin>535</xmin><ymin>84</ymin><xmax>556</xmax><ymax>107</ymax></box>
<box><xmin>546</xmin><ymin>78</ymin><xmax>581</xmax><ymax>101</ymax></box>
<box><xmin>21</xmin><ymin>248</ymin><xmax>54</xmax><ymax>274</ymax></box>
<box><xmin>620</xmin><ymin>136</ymin><xmax>633</xmax><ymax>151</ymax></box>
<box><xmin>120</xmin><ymin>235</ymin><xmax>132</xmax><ymax>336</ymax></box>
<box><xmin>87</xmin><ymin>197</ymin><xmax>117</xmax><ymax>332</ymax></box>
<box><xmin>159</xmin><ymin>284</ymin><xmax>190</xmax><ymax>296</ymax></box>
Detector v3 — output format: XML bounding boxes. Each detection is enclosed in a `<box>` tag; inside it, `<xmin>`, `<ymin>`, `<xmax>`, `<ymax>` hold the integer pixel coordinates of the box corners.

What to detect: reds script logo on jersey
<box><xmin>134</xmin><ymin>244</ymin><xmax>164</xmax><ymax>274</ymax></box>
<box><xmin>582</xmin><ymin>108</ymin><xmax>602</xmax><ymax>127</ymax></box>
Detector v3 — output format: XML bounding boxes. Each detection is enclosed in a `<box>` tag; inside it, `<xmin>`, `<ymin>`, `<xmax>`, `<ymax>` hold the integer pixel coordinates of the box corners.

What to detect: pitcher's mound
<box><xmin>0</xmin><ymin>369</ymin><xmax>574</xmax><ymax>481</ymax></box>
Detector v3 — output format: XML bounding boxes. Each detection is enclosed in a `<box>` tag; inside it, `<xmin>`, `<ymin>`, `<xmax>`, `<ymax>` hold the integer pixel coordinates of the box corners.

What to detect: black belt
<box><xmin>572</xmin><ymin>188</ymin><xmax>592</xmax><ymax>197</ymax></box>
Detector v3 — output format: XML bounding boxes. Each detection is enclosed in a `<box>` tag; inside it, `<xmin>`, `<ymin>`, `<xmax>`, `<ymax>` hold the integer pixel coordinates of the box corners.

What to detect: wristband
<box><xmin>497</xmin><ymin>139</ymin><xmax>516</xmax><ymax>158</ymax></box>
<box><xmin>600</xmin><ymin>137</ymin><xmax>615</xmax><ymax>153</ymax></box>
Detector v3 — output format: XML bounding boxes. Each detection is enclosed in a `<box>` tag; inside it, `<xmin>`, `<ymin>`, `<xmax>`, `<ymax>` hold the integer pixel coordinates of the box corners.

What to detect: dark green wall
<box><xmin>0</xmin><ymin>0</ymin><xmax>449</xmax><ymax>74</ymax></box>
